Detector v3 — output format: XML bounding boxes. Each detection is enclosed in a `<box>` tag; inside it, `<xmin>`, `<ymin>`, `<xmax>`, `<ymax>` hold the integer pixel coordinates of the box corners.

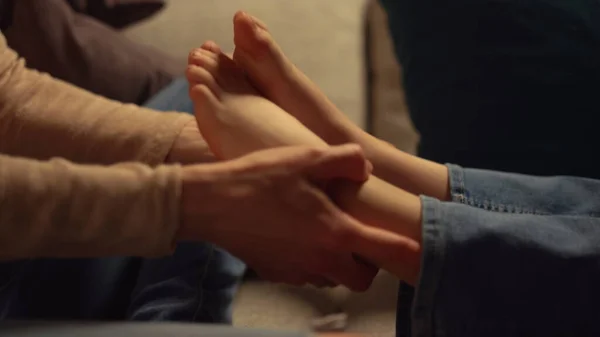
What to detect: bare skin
<box><xmin>231</xmin><ymin>11</ymin><xmax>451</xmax><ymax>202</ymax></box>
<box><xmin>186</xmin><ymin>44</ymin><xmax>422</xmax><ymax>284</ymax></box>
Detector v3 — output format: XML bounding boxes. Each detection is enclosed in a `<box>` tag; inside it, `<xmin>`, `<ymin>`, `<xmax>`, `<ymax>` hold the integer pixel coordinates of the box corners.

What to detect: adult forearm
<box><xmin>0</xmin><ymin>154</ymin><xmax>181</xmax><ymax>259</ymax></box>
<box><xmin>0</xmin><ymin>37</ymin><xmax>192</xmax><ymax>165</ymax></box>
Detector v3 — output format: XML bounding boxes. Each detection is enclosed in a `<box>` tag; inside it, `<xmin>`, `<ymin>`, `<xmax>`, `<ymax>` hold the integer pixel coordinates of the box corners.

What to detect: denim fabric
<box><xmin>412</xmin><ymin>165</ymin><xmax>600</xmax><ymax>337</ymax></box>
<box><xmin>0</xmin><ymin>258</ymin><xmax>140</xmax><ymax>320</ymax></box>
<box><xmin>0</xmin><ymin>77</ymin><xmax>245</xmax><ymax>323</ymax></box>
<box><xmin>143</xmin><ymin>77</ymin><xmax>194</xmax><ymax>113</ymax></box>
<box><xmin>127</xmin><ymin>243</ymin><xmax>245</xmax><ymax>323</ymax></box>
<box><xmin>377</xmin><ymin>0</ymin><xmax>600</xmax><ymax>335</ymax></box>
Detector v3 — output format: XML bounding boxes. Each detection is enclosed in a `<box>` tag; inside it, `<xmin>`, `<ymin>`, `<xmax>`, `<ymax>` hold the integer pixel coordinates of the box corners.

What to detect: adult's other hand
<box><xmin>177</xmin><ymin>144</ymin><xmax>398</xmax><ymax>291</ymax></box>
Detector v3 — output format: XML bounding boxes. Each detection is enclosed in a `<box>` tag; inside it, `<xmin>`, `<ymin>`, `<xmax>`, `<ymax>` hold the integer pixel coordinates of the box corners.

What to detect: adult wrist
<box><xmin>166</xmin><ymin>119</ymin><xmax>216</xmax><ymax>165</ymax></box>
<box><xmin>176</xmin><ymin>160</ymin><xmax>244</xmax><ymax>243</ymax></box>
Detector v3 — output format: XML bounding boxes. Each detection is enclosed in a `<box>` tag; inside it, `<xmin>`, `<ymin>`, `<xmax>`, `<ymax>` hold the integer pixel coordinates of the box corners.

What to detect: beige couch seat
<box><xmin>125</xmin><ymin>1</ymin><xmax>417</xmax><ymax>336</ymax></box>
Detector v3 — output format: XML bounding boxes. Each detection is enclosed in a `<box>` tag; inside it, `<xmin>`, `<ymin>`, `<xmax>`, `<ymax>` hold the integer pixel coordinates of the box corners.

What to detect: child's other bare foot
<box><xmin>186</xmin><ymin>41</ymin><xmax>327</xmax><ymax>159</ymax></box>
<box><xmin>232</xmin><ymin>11</ymin><xmax>362</xmax><ymax>146</ymax></box>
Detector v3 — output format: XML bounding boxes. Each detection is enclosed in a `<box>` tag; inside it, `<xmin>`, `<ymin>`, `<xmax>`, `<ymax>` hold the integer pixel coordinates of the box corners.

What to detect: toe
<box><xmin>201</xmin><ymin>40</ymin><xmax>222</xmax><ymax>54</ymax></box>
<box><xmin>186</xmin><ymin>65</ymin><xmax>222</xmax><ymax>98</ymax></box>
<box><xmin>234</xmin><ymin>11</ymin><xmax>268</xmax><ymax>30</ymax></box>
<box><xmin>231</xmin><ymin>11</ymin><xmax>293</xmax><ymax>98</ymax></box>
<box><xmin>233</xmin><ymin>11</ymin><xmax>272</xmax><ymax>58</ymax></box>
<box><xmin>189</xmin><ymin>84</ymin><xmax>221</xmax><ymax>112</ymax></box>
<box><xmin>188</xmin><ymin>50</ymin><xmax>219</xmax><ymax>73</ymax></box>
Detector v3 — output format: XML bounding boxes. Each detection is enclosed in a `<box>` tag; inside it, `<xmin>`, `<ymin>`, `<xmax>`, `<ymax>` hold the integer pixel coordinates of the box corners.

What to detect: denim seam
<box><xmin>192</xmin><ymin>244</ymin><xmax>215</xmax><ymax>321</ymax></box>
<box><xmin>447</xmin><ymin>164</ymin><xmax>550</xmax><ymax>216</ymax></box>
<box><xmin>462</xmin><ymin>197</ymin><xmax>549</xmax><ymax>215</ymax></box>
<box><xmin>457</xmin><ymin>190</ymin><xmax>600</xmax><ymax>217</ymax></box>
<box><xmin>412</xmin><ymin>196</ymin><xmax>447</xmax><ymax>337</ymax></box>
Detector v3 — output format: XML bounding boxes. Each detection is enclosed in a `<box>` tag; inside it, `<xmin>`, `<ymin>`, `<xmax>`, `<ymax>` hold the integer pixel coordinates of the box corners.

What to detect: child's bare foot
<box><xmin>186</xmin><ymin>42</ymin><xmax>424</xmax><ymax>284</ymax></box>
<box><xmin>232</xmin><ymin>11</ymin><xmax>362</xmax><ymax>146</ymax></box>
<box><xmin>186</xmin><ymin>41</ymin><xmax>327</xmax><ymax>159</ymax></box>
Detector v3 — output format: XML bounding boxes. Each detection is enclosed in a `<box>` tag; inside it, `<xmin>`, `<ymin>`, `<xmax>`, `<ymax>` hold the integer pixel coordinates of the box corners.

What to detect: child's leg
<box><xmin>231</xmin><ymin>12</ymin><xmax>449</xmax><ymax>201</ymax></box>
<box><xmin>187</xmin><ymin>43</ymin><xmax>422</xmax><ymax>284</ymax></box>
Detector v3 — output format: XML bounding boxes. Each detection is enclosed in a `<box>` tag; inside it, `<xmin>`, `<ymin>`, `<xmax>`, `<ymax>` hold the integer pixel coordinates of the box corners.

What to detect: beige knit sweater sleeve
<box><xmin>0</xmin><ymin>34</ymin><xmax>194</xmax><ymax>259</ymax></box>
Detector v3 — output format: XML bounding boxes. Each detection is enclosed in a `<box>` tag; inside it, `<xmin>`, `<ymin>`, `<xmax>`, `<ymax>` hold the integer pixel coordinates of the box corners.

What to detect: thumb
<box><xmin>307</xmin><ymin>144</ymin><xmax>373</xmax><ymax>183</ymax></box>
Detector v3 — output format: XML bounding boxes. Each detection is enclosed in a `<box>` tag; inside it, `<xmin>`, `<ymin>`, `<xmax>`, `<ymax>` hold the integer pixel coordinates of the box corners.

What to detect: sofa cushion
<box><xmin>3</xmin><ymin>0</ymin><xmax>180</xmax><ymax>105</ymax></box>
<box><xmin>67</xmin><ymin>0</ymin><xmax>165</xmax><ymax>29</ymax></box>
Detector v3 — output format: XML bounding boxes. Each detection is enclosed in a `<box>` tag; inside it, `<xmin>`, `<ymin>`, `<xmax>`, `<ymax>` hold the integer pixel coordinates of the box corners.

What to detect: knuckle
<box><xmin>347</xmin><ymin>143</ymin><xmax>364</xmax><ymax>156</ymax></box>
<box><xmin>302</xmin><ymin>147</ymin><xmax>325</xmax><ymax>160</ymax></box>
<box><xmin>324</xmin><ymin>217</ymin><xmax>356</xmax><ymax>250</ymax></box>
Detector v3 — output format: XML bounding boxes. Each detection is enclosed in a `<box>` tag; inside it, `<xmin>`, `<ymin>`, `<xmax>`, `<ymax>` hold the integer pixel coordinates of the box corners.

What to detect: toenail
<box><xmin>251</xmin><ymin>21</ymin><xmax>262</xmax><ymax>33</ymax></box>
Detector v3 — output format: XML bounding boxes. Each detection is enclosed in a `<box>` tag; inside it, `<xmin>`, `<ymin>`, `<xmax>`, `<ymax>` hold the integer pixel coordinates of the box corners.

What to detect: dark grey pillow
<box><xmin>67</xmin><ymin>0</ymin><xmax>166</xmax><ymax>29</ymax></box>
<box><xmin>3</xmin><ymin>0</ymin><xmax>181</xmax><ymax>104</ymax></box>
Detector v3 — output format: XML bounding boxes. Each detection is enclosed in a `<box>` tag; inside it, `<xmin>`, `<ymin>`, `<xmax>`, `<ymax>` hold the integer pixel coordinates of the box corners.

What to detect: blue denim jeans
<box><xmin>412</xmin><ymin>165</ymin><xmax>600</xmax><ymax>337</ymax></box>
<box><xmin>377</xmin><ymin>0</ymin><xmax>600</xmax><ymax>335</ymax></box>
<box><xmin>0</xmin><ymin>77</ymin><xmax>245</xmax><ymax>323</ymax></box>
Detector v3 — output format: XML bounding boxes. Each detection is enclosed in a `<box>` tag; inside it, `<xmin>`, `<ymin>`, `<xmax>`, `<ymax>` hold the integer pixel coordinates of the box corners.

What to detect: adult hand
<box><xmin>178</xmin><ymin>144</ymin><xmax>408</xmax><ymax>291</ymax></box>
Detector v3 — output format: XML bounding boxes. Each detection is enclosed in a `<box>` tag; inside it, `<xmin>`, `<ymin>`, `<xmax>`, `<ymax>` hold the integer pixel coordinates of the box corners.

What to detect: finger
<box><xmin>323</xmin><ymin>254</ymin><xmax>378</xmax><ymax>292</ymax></box>
<box><xmin>186</xmin><ymin>65</ymin><xmax>222</xmax><ymax>98</ymax></box>
<box><xmin>307</xmin><ymin>144</ymin><xmax>372</xmax><ymax>183</ymax></box>
<box><xmin>319</xmin><ymin>202</ymin><xmax>422</xmax><ymax>284</ymax></box>
<box><xmin>348</xmin><ymin>224</ymin><xmax>422</xmax><ymax>284</ymax></box>
<box><xmin>238</xmin><ymin>145</ymin><xmax>320</xmax><ymax>172</ymax></box>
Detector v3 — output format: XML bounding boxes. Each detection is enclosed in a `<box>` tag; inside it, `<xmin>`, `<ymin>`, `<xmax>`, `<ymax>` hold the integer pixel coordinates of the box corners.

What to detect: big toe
<box><xmin>233</xmin><ymin>11</ymin><xmax>276</xmax><ymax>60</ymax></box>
<box><xmin>233</xmin><ymin>11</ymin><xmax>293</xmax><ymax>97</ymax></box>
